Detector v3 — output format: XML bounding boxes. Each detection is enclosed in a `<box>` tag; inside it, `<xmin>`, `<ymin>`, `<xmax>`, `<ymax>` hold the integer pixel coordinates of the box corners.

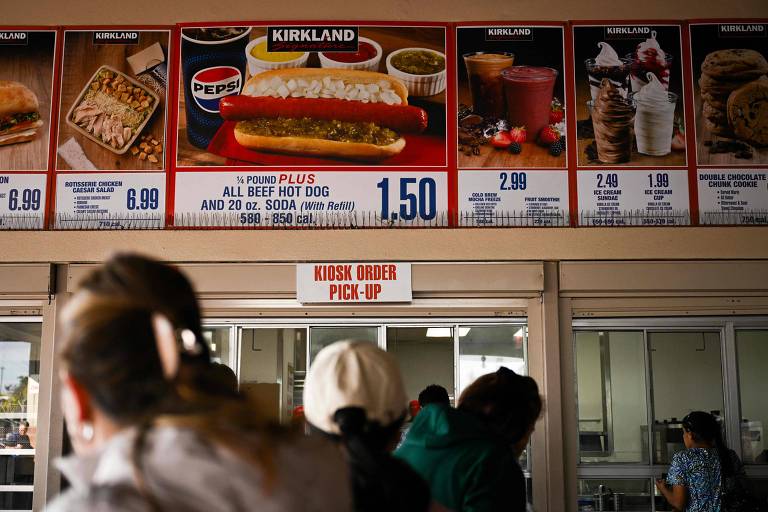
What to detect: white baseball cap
<box><xmin>303</xmin><ymin>340</ymin><xmax>408</xmax><ymax>435</ymax></box>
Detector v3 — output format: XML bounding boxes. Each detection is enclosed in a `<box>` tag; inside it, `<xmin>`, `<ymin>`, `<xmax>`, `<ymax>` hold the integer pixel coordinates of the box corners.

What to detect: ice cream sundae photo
<box><xmin>573</xmin><ymin>24</ymin><xmax>687</xmax><ymax>166</ymax></box>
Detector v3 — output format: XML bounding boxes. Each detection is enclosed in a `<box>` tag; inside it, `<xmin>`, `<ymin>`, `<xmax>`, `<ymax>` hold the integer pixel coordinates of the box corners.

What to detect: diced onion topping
<box><xmin>244</xmin><ymin>77</ymin><xmax>403</xmax><ymax>105</ymax></box>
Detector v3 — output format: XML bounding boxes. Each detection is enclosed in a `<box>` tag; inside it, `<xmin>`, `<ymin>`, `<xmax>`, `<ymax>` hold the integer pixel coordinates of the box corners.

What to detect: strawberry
<box><xmin>538</xmin><ymin>125</ymin><xmax>561</xmax><ymax>146</ymax></box>
<box><xmin>549</xmin><ymin>106</ymin><xmax>564</xmax><ymax>124</ymax></box>
<box><xmin>490</xmin><ymin>131</ymin><xmax>513</xmax><ymax>149</ymax></box>
<box><xmin>508</xmin><ymin>126</ymin><xmax>527</xmax><ymax>144</ymax></box>
<box><xmin>671</xmin><ymin>131</ymin><xmax>686</xmax><ymax>151</ymax></box>
<box><xmin>549</xmin><ymin>98</ymin><xmax>564</xmax><ymax>124</ymax></box>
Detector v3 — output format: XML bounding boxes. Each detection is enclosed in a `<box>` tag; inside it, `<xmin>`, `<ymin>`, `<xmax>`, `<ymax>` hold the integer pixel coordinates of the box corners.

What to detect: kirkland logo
<box><xmin>93</xmin><ymin>31</ymin><xmax>139</xmax><ymax>44</ymax></box>
<box><xmin>0</xmin><ymin>32</ymin><xmax>28</xmax><ymax>45</ymax></box>
<box><xmin>718</xmin><ymin>24</ymin><xmax>767</xmax><ymax>38</ymax></box>
<box><xmin>603</xmin><ymin>26</ymin><xmax>652</xmax><ymax>40</ymax></box>
<box><xmin>485</xmin><ymin>27</ymin><xmax>534</xmax><ymax>41</ymax></box>
<box><xmin>267</xmin><ymin>26</ymin><xmax>358</xmax><ymax>52</ymax></box>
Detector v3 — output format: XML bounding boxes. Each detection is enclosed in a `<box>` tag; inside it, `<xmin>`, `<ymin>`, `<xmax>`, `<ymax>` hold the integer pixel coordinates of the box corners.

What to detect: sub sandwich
<box><xmin>0</xmin><ymin>81</ymin><xmax>43</xmax><ymax>146</ymax></box>
<box><xmin>219</xmin><ymin>68</ymin><xmax>427</xmax><ymax>161</ymax></box>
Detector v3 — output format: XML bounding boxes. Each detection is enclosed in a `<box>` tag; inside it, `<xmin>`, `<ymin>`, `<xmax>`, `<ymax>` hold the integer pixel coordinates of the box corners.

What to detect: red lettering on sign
<box><xmin>355</xmin><ymin>264</ymin><xmax>398</xmax><ymax>281</ymax></box>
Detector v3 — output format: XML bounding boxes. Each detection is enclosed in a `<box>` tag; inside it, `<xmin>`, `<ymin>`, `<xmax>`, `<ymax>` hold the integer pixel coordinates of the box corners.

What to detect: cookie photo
<box><xmin>701</xmin><ymin>49</ymin><xmax>768</xmax><ymax>79</ymax></box>
<box><xmin>727</xmin><ymin>76</ymin><xmax>768</xmax><ymax>146</ymax></box>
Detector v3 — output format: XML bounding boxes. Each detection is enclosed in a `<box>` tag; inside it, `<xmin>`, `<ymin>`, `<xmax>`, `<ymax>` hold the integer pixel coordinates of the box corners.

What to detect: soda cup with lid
<box><xmin>181</xmin><ymin>26</ymin><xmax>251</xmax><ymax>149</ymax></box>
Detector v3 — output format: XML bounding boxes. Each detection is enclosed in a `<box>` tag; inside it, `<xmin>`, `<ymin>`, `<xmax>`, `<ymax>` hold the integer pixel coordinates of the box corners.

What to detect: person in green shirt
<box><xmin>396</xmin><ymin>367</ymin><xmax>541</xmax><ymax>512</ymax></box>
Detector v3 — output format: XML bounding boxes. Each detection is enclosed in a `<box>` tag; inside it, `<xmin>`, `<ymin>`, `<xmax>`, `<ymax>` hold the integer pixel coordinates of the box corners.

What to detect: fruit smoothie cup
<box><xmin>501</xmin><ymin>66</ymin><xmax>558</xmax><ymax>138</ymax></box>
<box><xmin>463</xmin><ymin>52</ymin><xmax>514</xmax><ymax>118</ymax></box>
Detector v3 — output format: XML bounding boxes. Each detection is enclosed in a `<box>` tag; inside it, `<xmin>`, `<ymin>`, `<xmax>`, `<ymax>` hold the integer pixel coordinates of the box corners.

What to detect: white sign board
<box><xmin>297</xmin><ymin>263</ymin><xmax>412</xmax><ymax>303</ymax></box>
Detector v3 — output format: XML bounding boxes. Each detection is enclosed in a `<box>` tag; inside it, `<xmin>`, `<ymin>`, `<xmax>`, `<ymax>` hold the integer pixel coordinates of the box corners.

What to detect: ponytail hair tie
<box><xmin>151</xmin><ymin>314</ymin><xmax>180</xmax><ymax>380</ymax></box>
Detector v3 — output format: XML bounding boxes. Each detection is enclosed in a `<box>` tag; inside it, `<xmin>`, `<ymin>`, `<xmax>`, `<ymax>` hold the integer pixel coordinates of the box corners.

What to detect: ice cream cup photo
<box><xmin>386</xmin><ymin>47</ymin><xmax>447</xmax><ymax>97</ymax></box>
<box><xmin>628</xmin><ymin>53</ymin><xmax>673</xmax><ymax>92</ymax></box>
<box><xmin>245</xmin><ymin>36</ymin><xmax>309</xmax><ymax>76</ymax></box>
<box><xmin>631</xmin><ymin>73</ymin><xmax>678</xmax><ymax>156</ymax></box>
<box><xmin>318</xmin><ymin>37</ymin><xmax>382</xmax><ymax>72</ymax></box>
<box><xmin>592</xmin><ymin>79</ymin><xmax>635</xmax><ymax>164</ymax></box>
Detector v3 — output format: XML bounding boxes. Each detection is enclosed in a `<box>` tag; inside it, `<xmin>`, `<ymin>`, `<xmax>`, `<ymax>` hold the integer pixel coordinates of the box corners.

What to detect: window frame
<box><xmin>571</xmin><ymin>316</ymin><xmax>768</xmax><ymax>504</ymax></box>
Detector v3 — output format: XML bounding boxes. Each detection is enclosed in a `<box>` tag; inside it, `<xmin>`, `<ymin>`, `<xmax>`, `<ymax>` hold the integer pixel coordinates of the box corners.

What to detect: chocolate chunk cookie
<box><xmin>701</xmin><ymin>49</ymin><xmax>768</xmax><ymax>80</ymax></box>
<box><xmin>727</xmin><ymin>76</ymin><xmax>768</xmax><ymax>146</ymax></box>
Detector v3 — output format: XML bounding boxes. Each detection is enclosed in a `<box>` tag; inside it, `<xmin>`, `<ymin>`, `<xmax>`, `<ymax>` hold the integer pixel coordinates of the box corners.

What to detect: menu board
<box><xmin>52</xmin><ymin>27</ymin><xmax>171</xmax><ymax>229</ymax></box>
<box><xmin>689</xmin><ymin>21</ymin><xmax>768</xmax><ymax>225</ymax></box>
<box><xmin>0</xmin><ymin>28</ymin><xmax>58</xmax><ymax>230</ymax></box>
<box><xmin>456</xmin><ymin>23</ymin><xmax>570</xmax><ymax>226</ymax></box>
<box><xmin>570</xmin><ymin>22</ymin><xmax>692</xmax><ymax>226</ymax></box>
<box><xmin>171</xmin><ymin>22</ymin><xmax>451</xmax><ymax>228</ymax></box>
<box><xmin>1</xmin><ymin>19</ymin><xmax>767</xmax><ymax>230</ymax></box>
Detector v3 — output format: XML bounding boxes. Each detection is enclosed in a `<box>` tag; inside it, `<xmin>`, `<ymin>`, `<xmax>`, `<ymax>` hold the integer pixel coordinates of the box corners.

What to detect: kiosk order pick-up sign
<box><xmin>297</xmin><ymin>263</ymin><xmax>412</xmax><ymax>303</ymax></box>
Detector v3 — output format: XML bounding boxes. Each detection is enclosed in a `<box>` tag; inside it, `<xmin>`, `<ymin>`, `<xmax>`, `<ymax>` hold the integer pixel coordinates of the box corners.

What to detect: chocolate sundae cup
<box><xmin>592</xmin><ymin>78</ymin><xmax>635</xmax><ymax>163</ymax></box>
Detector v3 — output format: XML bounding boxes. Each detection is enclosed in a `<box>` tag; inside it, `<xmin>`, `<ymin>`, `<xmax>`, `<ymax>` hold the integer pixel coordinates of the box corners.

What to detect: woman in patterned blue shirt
<box><xmin>655</xmin><ymin>411</ymin><xmax>738</xmax><ymax>512</ymax></box>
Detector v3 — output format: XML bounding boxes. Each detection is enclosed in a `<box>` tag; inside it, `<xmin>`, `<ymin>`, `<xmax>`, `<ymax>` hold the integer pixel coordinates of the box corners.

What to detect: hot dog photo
<box><xmin>0</xmin><ymin>29</ymin><xmax>56</xmax><ymax>171</ymax></box>
<box><xmin>176</xmin><ymin>24</ymin><xmax>448</xmax><ymax>167</ymax></box>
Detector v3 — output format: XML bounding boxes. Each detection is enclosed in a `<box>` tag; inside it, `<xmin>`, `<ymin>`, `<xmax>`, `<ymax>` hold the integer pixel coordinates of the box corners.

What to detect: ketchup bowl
<box><xmin>319</xmin><ymin>37</ymin><xmax>383</xmax><ymax>72</ymax></box>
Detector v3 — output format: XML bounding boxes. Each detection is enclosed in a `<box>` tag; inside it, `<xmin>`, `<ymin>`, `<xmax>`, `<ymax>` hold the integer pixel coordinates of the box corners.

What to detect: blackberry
<box><xmin>510</xmin><ymin>142</ymin><xmax>522</xmax><ymax>154</ymax></box>
<box><xmin>549</xmin><ymin>140</ymin><xmax>564</xmax><ymax>157</ymax></box>
<box><xmin>559</xmin><ymin>135</ymin><xmax>566</xmax><ymax>147</ymax></box>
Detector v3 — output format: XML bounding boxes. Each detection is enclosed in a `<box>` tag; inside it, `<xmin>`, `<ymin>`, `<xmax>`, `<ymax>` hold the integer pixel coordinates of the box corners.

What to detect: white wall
<box><xmin>650</xmin><ymin>332</ymin><xmax>723</xmax><ymax>421</ymax></box>
<box><xmin>240</xmin><ymin>329</ymin><xmax>279</xmax><ymax>384</ymax></box>
<box><xmin>391</xmin><ymin>340</ymin><xmax>454</xmax><ymax>401</ymax></box>
<box><xmin>736</xmin><ymin>330</ymin><xmax>768</xmax><ymax>461</ymax></box>
<box><xmin>608</xmin><ymin>332</ymin><xmax>648</xmax><ymax>462</ymax></box>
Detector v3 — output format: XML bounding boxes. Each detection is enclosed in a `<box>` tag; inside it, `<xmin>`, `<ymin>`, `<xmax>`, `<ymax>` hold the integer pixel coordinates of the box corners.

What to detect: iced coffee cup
<box><xmin>592</xmin><ymin>78</ymin><xmax>635</xmax><ymax>164</ymax></box>
<box><xmin>463</xmin><ymin>52</ymin><xmax>514</xmax><ymax>118</ymax></box>
<box><xmin>586</xmin><ymin>42</ymin><xmax>630</xmax><ymax>100</ymax></box>
<box><xmin>632</xmin><ymin>73</ymin><xmax>677</xmax><ymax>156</ymax></box>
<box><xmin>501</xmin><ymin>66</ymin><xmax>558</xmax><ymax>138</ymax></box>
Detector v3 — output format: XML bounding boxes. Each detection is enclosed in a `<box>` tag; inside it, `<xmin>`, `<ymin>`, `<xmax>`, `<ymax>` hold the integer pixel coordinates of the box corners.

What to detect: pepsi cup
<box><xmin>181</xmin><ymin>27</ymin><xmax>251</xmax><ymax>149</ymax></box>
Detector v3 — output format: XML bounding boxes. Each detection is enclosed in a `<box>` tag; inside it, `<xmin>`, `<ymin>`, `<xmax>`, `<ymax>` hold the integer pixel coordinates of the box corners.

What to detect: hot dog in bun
<box><xmin>219</xmin><ymin>68</ymin><xmax>427</xmax><ymax>161</ymax></box>
<box><xmin>0</xmin><ymin>81</ymin><xmax>43</xmax><ymax>147</ymax></box>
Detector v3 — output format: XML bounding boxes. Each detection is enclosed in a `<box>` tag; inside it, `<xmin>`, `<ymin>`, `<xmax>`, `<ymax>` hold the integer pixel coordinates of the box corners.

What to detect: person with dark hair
<box><xmin>656</xmin><ymin>410</ymin><xmax>760</xmax><ymax>512</ymax></box>
<box><xmin>3</xmin><ymin>420</ymin><xmax>32</xmax><ymax>449</ymax></box>
<box><xmin>48</xmin><ymin>260</ymin><xmax>352</xmax><ymax>512</ymax></box>
<box><xmin>303</xmin><ymin>340</ymin><xmax>433</xmax><ymax>512</ymax></box>
<box><xmin>418</xmin><ymin>384</ymin><xmax>451</xmax><ymax>408</ymax></box>
<box><xmin>396</xmin><ymin>367</ymin><xmax>542</xmax><ymax>512</ymax></box>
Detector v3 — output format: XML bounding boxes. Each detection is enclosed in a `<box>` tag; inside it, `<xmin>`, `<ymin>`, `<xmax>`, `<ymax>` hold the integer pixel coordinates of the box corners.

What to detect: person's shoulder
<box><xmin>46</xmin><ymin>484</ymin><xmax>151</xmax><ymax>512</ymax></box>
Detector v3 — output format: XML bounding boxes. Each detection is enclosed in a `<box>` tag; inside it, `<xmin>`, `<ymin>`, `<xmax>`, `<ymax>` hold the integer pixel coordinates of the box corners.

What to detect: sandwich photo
<box><xmin>0</xmin><ymin>80</ymin><xmax>43</xmax><ymax>147</ymax></box>
<box><xmin>219</xmin><ymin>68</ymin><xmax>428</xmax><ymax>162</ymax></box>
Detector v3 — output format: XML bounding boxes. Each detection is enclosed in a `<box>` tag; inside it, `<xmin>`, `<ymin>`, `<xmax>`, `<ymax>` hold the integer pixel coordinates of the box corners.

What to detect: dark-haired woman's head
<box><xmin>458</xmin><ymin>367</ymin><xmax>542</xmax><ymax>457</ymax></box>
<box><xmin>682</xmin><ymin>411</ymin><xmax>735</xmax><ymax>476</ymax></box>
<box><xmin>78</xmin><ymin>253</ymin><xmax>209</xmax><ymax>361</ymax></box>
<box><xmin>682</xmin><ymin>411</ymin><xmax>720</xmax><ymax>448</ymax></box>
<box><xmin>58</xmin><ymin>295</ymin><xmax>178</xmax><ymax>453</ymax></box>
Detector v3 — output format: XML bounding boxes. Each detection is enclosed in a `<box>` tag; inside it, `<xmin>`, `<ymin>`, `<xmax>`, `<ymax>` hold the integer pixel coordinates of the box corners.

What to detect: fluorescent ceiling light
<box><xmin>459</xmin><ymin>327</ymin><xmax>471</xmax><ymax>336</ymax></box>
<box><xmin>426</xmin><ymin>327</ymin><xmax>452</xmax><ymax>338</ymax></box>
<box><xmin>514</xmin><ymin>328</ymin><xmax>524</xmax><ymax>338</ymax></box>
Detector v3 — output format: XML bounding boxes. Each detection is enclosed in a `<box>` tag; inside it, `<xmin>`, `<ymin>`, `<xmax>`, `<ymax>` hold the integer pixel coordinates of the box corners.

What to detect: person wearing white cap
<box><xmin>304</xmin><ymin>340</ymin><xmax>434</xmax><ymax>512</ymax></box>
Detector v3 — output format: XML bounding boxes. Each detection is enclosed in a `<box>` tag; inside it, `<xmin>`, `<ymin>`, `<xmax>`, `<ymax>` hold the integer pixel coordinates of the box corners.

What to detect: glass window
<box><xmin>309</xmin><ymin>327</ymin><xmax>377</xmax><ymax>364</ymax></box>
<box><xmin>240</xmin><ymin>328</ymin><xmax>305</xmax><ymax>424</ymax></box>
<box><xmin>0</xmin><ymin>321</ymin><xmax>41</xmax><ymax>511</ymax></box>
<box><xmin>387</xmin><ymin>327</ymin><xmax>454</xmax><ymax>403</ymax></box>
<box><xmin>736</xmin><ymin>330</ymin><xmax>768</xmax><ymax>464</ymax></box>
<box><xmin>458</xmin><ymin>325</ymin><xmax>526</xmax><ymax>397</ymax></box>
<box><xmin>648</xmin><ymin>331</ymin><xmax>723</xmax><ymax>464</ymax></box>
<box><xmin>202</xmin><ymin>327</ymin><xmax>232</xmax><ymax>367</ymax></box>
<box><xmin>575</xmin><ymin>331</ymin><xmax>648</xmax><ymax>463</ymax></box>
<box><xmin>577</xmin><ymin>479</ymin><xmax>653</xmax><ymax>511</ymax></box>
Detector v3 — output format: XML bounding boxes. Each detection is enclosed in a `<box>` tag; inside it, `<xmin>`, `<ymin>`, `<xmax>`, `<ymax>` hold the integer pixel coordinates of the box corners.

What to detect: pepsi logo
<box><xmin>191</xmin><ymin>66</ymin><xmax>242</xmax><ymax>113</ymax></box>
